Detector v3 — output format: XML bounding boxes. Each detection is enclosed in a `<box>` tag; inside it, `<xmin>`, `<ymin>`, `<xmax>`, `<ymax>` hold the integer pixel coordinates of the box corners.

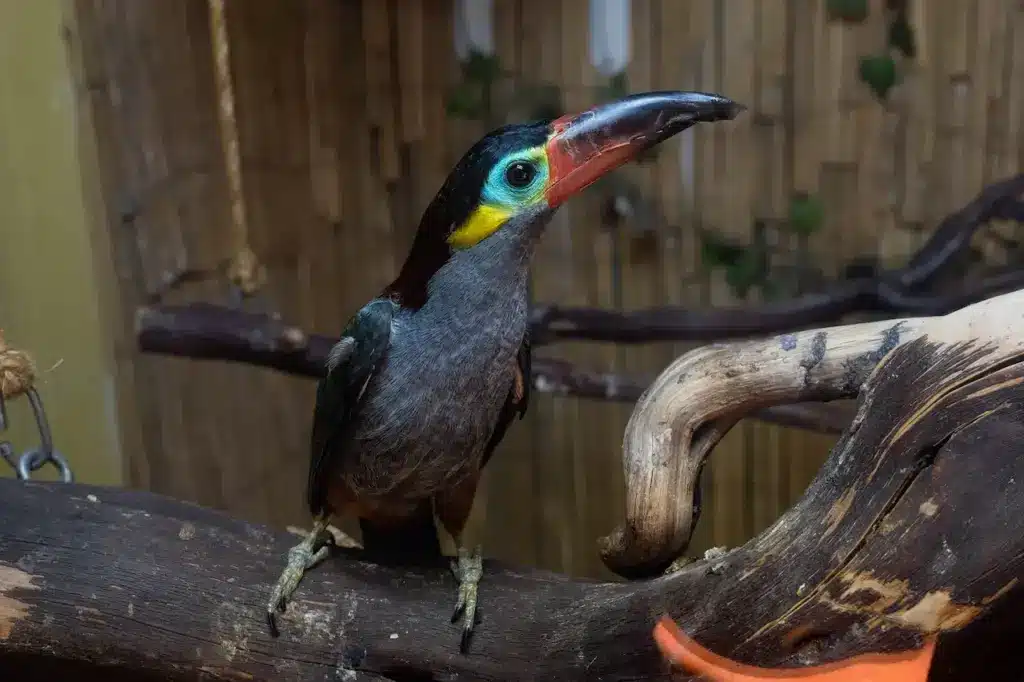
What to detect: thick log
<box><xmin>3</xmin><ymin>317</ymin><xmax>1024</xmax><ymax>680</ymax></box>
<box><xmin>601</xmin><ymin>288</ymin><xmax>1024</xmax><ymax>578</ymax></box>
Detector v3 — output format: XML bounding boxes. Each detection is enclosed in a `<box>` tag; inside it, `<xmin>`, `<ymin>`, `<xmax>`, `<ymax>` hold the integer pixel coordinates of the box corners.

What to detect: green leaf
<box><xmin>888</xmin><ymin>13</ymin><xmax>917</xmax><ymax>58</ymax></box>
<box><xmin>788</xmin><ymin>193</ymin><xmax>825</xmax><ymax>236</ymax></box>
<box><xmin>724</xmin><ymin>250</ymin><xmax>762</xmax><ymax>298</ymax></box>
<box><xmin>446</xmin><ymin>83</ymin><xmax>483</xmax><ymax>119</ymax></box>
<box><xmin>461</xmin><ymin>51</ymin><xmax>503</xmax><ymax>86</ymax></box>
<box><xmin>699</xmin><ymin>231</ymin><xmax>747</xmax><ymax>269</ymax></box>
<box><xmin>826</xmin><ymin>0</ymin><xmax>869</xmax><ymax>22</ymax></box>
<box><xmin>858</xmin><ymin>54</ymin><xmax>899</xmax><ymax>99</ymax></box>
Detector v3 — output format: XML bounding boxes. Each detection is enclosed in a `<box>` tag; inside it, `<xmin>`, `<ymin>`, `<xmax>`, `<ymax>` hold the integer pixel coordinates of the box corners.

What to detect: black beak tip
<box><xmin>646</xmin><ymin>91</ymin><xmax>746</xmax><ymax>141</ymax></box>
<box><xmin>724</xmin><ymin>100</ymin><xmax>747</xmax><ymax>119</ymax></box>
<box><xmin>679</xmin><ymin>92</ymin><xmax>746</xmax><ymax>123</ymax></box>
<box><xmin>622</xmin><ymin>91</ymin><xmax>747</xmax><ymax>135</ymax></box>
<box><xmin>723</xmin><ymin>100</ymin><xmax>747</xmax><ymax>119</ymax></box>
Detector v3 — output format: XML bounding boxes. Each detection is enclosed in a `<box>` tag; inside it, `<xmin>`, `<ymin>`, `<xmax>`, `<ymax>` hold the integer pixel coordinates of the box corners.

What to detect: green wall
<box><xmin>0</xmin><ymin>0</ymin><xmax>122</xmax><ymax>485</ymax></box>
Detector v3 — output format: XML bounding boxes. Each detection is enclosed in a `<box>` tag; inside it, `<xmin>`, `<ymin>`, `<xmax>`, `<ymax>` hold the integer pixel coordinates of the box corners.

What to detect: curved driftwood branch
<box><xmin>3</xmin><ymin>324</ymin><xmax>1024</xmax><ymax>679</ymax></box>
<box><xmin>134</xmin><ymin>304</ymin><xmax>854</xmax><ymax>435</ymax></box>
<box><xmin>600</xmin><ymin>288</ymin><xmax>1024</xmax><ymax>578</ymax></box>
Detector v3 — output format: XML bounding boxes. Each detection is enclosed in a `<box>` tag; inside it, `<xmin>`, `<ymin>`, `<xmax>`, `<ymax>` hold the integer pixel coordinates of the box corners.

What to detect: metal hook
<box><xmin>25</xmin><ymin>388</ymin><xmax>54</xmax><ymax>458</ymax></box>
<box><xmin>17</xmin><ymin>449</ymin><xmax>73</xmax><ymax>483</ymax></box>
<box><xmin>0</xmin><ymin>387</ymin><xmax>73</xmax><ymax>482</ymax></box>
<box><xmin>0</xmin><ymin>440</ymin><xmax>15</xmax><ymax>472</ymax></box>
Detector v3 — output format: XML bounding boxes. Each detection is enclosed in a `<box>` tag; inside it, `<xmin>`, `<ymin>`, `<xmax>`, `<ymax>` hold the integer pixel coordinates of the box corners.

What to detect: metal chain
<box><xmin>0</xmin><ymin>388</ymin><xmax>74</xmax><ymax>483</ymax></box>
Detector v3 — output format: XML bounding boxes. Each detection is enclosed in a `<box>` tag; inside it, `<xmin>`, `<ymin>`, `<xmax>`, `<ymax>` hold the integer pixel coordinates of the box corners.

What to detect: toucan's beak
<box><xmin>543</xmin><ymin>91</ymin><xmax>745</xmax><ymax>207</ymax></box>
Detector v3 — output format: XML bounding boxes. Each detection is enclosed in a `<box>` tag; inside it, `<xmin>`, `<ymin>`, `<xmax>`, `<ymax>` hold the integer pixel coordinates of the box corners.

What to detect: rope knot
<box><xmin>0</xmin><ymin>331</ymin><xmax>36</xmax><ymax>399</ymax></box>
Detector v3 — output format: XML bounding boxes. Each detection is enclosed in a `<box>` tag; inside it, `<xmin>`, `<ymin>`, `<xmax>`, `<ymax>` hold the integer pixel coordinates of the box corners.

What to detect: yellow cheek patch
<box><xmin>447</xmin><ymin>203</ymin><xmax>513</xmax><ymax>249</ymax></box>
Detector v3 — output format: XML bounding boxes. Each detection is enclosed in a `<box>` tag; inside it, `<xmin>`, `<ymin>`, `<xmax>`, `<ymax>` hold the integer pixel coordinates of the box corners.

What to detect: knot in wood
<box><xmin>0</xmin><ymin>331</ymin><xmax>36</xmax><ymax>399</ymax></box>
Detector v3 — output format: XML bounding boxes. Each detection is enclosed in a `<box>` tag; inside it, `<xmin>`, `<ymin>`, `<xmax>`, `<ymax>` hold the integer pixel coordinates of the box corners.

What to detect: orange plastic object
<box><xmin>653</xmin><ymin>616</ymin><xmax>936</xmax><ymax>682</ymax></box>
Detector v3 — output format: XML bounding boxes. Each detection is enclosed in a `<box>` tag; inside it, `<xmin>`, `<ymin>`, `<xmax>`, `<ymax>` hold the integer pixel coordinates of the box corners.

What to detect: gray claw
<box><xmin>265</xmin><ymin>521</ymin><xmax>334</xmax><ymax>637</ymax></box>
<box><xmin>450</xmin><ymin>546</ymin><xmax>483</xmax><ymax>654</ymax></box>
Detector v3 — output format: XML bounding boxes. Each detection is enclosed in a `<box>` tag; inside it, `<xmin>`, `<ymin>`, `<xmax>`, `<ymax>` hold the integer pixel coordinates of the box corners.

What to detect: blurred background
<box><xmin>0</xmin><ymin>0</ymin><xmax>1021</xmax><ymax>581</ymax></box>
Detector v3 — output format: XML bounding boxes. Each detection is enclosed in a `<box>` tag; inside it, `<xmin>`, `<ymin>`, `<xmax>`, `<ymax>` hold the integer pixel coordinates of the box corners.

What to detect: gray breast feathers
<box><xmin>339</xmin><ymin>249</ymin><xmax>530</xmax><ymax>501</ymax></box>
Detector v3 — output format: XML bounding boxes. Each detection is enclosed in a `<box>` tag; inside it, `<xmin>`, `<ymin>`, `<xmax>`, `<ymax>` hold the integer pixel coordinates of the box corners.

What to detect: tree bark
<box><xmin>4</xmin><ymin>294</ymin><xmax>1024</xmax><ymax>680</ymax></box>
<box><xmin>600</xmin><ymin>288</ymin><xmax>1024</xmax><ymax>577</ymax></box>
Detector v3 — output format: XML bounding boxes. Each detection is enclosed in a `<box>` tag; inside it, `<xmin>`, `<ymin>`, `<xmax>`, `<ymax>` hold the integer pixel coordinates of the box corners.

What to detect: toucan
<box><xmin>266</xmin><ymin>90</ymin><xmax>744</xmax><ymax>653</ymax></box>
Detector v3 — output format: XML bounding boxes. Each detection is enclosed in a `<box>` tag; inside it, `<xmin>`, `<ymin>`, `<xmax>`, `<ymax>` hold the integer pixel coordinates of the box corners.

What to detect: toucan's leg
<box><xmin>266</xmin><ymin>513</ymin><xmax>334</xmax><ymax>637</ymax></box>
<box><xmin>450</xmin><ymin>544</ymin><xmax>483</xmax><ymax>648</ymax></box>
<box><xmin>435</xmin><ymin>472</ymin><xmax>483</xmax><ymax>654</ymax></box>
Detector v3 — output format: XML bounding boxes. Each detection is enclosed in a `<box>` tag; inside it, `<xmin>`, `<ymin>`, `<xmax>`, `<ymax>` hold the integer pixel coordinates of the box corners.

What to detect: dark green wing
<box><xmin>480</xmin><ymin>331</ymin><xmax>531</xmax><ymax>470</ymax></box>
<box><xmin>306</xmin><ymin>298</ymin><xmax>395</xmax><ymax>516</ymax></box>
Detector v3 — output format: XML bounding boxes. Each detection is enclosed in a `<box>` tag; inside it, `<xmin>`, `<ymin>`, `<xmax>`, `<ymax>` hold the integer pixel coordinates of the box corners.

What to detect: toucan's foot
<box><xmin>266</xmin><ymin>516</ymin><xmax>334</xmax><ymax>637</ymax></box>
<box><xmin>450</xmin><ymin>545</ymin><xmax>483</xmax><ymax>653</ymax></box>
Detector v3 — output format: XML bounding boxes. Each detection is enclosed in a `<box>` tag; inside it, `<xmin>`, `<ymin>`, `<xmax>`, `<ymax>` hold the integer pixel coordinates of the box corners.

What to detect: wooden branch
<box><xmin>529</xmin><ymin>268</ymin><xmax>1024</xmax><ymax>345</ymax></box>
<box><xmin>600</xmin><ymin>288</ymin><xmax>1024</xmax><ymax>578</ymax></box>
<box><xmin>134</xmin><ymin>304</ymin><xmax>854</xmax><ymax>435</ymax></box>
<box><xmin>4</xmin><ymin>320</ymin><xmax>1024</xmax><ymax>680</ymax></box>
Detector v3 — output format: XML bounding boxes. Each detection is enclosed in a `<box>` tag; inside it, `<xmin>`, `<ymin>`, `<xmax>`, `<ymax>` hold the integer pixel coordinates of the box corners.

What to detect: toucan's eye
<box><xmin>504</xmin><ymin>161</ymin><xmax>538</xmax><ymax>189</ymax></box>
